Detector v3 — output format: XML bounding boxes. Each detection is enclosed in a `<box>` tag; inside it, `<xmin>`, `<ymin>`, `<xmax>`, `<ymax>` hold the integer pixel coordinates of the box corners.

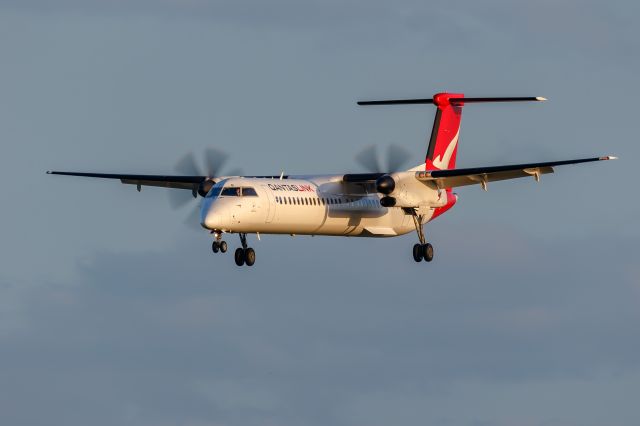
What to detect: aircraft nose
<box><xmin>200</xmin><ymin>200</ymin><xmax>213</xmax><ymax>229</ymax></box>
<box><xmin>200</xmin><ymin>201</ymin><xmax>224</xmax><ymax>230</ymax></box>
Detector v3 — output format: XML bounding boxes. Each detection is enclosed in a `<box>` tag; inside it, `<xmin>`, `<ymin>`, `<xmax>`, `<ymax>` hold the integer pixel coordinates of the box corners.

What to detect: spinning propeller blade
<box><xmin>355</xmin><ymin>145</ymin><xmax>382</xmax><ymax>173</ymax></box>
<box><xmin>355</xmin><ymin>144</ymin><xmax>412</xmax><ymax>173</ymax></box>
<box><xmin>386</xmin><ymin>144</ymin><xmax>411</xmax><ymax>172</ymax></box>
<box><xmin>204</xmin><ymin>147</ymin><xmax>229</xmax><ymax>178</ymax></box>
<box><xmin>168</xmin><ymin>148</ymin><xmax>242</xmax><ymax>228</ymax></box>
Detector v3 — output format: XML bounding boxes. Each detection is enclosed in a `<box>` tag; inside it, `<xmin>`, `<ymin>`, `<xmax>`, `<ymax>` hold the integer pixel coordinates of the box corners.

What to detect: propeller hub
<box><xmin>376</xmin><ymin>174</ymin><xmax>395</xmax><ymax>195</ymax></box>
<box><xmin>197</xmin><ymin>179</ymin><xmax>215</xmax><ymax>197</ymax></box>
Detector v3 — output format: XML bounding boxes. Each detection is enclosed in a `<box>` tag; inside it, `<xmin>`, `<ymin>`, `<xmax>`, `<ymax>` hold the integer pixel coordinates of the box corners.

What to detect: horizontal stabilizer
<box><xmin>357</xmin><ymin>96</ymin><xmax>546</xmax><ymax>106</ymax></box>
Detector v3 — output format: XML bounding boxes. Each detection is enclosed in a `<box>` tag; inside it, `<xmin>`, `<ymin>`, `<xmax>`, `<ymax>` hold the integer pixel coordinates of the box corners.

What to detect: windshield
<box><xmin>207</xmin><ymin>184</ymin><xmax>259</xmax><ymax>198</ymax></box>
<box><xmin>221</xmin><ymin>187</ymin><xmax>241</xmax><ymax>197</ymax></box>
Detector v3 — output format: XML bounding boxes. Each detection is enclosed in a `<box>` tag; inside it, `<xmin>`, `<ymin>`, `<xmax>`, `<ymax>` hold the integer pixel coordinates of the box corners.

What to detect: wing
<box><xmin>46</xmin><ymin>171</ymin><xmax>205</xmax><ymax>191</ymax></box>
<box><xmin>415</xmin><ymin>156</ymin><xmax>617</xmax><ymax>189</ymax></box>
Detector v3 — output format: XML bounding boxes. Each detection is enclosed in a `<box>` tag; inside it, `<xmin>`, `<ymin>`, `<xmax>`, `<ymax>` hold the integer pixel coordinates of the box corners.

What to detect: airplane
<box><xmin>48</xmin><ymin>92</ymin><xmax>616</xmax><ymax>267</ymax></box>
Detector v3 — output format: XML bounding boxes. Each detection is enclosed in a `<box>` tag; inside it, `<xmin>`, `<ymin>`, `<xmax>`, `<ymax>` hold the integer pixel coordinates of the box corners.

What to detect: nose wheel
<box><xmin>411</xmin><ymin>210</ymin><xmax>434</xmax><ymax>263</ymax></box>
<box><xmin>234</xmin><ymin>233</ymin><xmax>256</xmax><ymax>267</ymax></box>
<box><xmin>212</xmin><ymin>240</ymin><xmax>228</xmax><ymax>254</ymax></box>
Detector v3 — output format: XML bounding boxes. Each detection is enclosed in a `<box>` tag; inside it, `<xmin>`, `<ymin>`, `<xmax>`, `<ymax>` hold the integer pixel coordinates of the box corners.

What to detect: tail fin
<box><xmin>358</xmin><ymin>93</ymin><xmax>546</xmax><ymax>171</ymax></box>
<box><xmin>425</xmin><ymin>92</ymin><xmax>464</xmax><ymax>171</ymax></box>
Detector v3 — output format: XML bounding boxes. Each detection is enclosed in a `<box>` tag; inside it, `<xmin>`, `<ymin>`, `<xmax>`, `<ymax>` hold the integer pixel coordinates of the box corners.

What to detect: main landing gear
<box><xmin>234</xmin><ymin>233</ymin><xmax>256</xmax><ymax>267</ymax></box>
<box><xmin>411</xmin><ymin>210</ymin><xmax>434</xmax><ymax>263</ymax></box>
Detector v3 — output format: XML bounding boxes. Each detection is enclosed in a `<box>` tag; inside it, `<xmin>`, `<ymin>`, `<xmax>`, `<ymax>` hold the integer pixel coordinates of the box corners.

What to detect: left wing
<box><xmin>415</xmin><ymin>156</ymin><xmax>617</xmax><ymax>189</ymax></box>
<box><xmin>46</xmin><ymin>171</ymin><xmax>205</xmax><ymax>191</ymax></box>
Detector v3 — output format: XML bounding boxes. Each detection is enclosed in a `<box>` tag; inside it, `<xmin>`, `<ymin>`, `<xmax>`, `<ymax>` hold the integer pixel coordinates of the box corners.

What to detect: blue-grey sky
<box><xmin>1</xmin><ymin>1</ymin><xmax>639</xmax><ymax>425</ymax></box>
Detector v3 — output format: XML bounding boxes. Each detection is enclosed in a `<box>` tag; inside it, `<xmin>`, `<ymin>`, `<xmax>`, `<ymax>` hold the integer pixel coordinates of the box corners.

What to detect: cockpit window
<box><xmin>242</xmin><ymin>187</ymin><xmax>258</xmax><ymax>197</ymax></box>
<box><xmin>221</xmin><ymin>187</ymin><xmax>241</xmax><ymax>197</ymax></box>
<box><xmin>218</xmin><ymin>186</ymin><xmax>259</xmax><ymax>197</ymax></box>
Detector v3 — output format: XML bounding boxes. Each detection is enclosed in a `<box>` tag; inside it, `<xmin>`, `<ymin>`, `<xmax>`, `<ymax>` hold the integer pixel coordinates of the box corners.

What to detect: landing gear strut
<box><xmin>234</xmin><ymin>233</ymin><xmax>256</xmax><ymax>267</ymax></box>
<box><xmin>411</xmin><ymin>210</ymin><xmax>434</xmax><ymax>263</ymax></box>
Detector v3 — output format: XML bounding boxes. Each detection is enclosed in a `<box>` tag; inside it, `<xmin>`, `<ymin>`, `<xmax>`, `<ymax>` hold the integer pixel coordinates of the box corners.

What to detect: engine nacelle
<box><xmin>380</xmin><ymin>196</ymin><xmax>396</xmax><ymax>207</ymax></box>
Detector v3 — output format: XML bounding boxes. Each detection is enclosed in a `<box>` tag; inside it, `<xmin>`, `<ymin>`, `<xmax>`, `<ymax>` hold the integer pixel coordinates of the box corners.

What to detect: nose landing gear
<box><xmin>212</xmin><ymin>240</ymin><xmax>228</xmax><ymax>253</ymax></box>
<box><xmin>234</xmin><ymin>233</ymin><xmax>256</xmax><ymax>267</ymax></box>
<box><xmin>211</xmin><ymin>232</ymin><xmax>228</xmax><ymax>254</ymax></box>
<box><xmin>411</xmin><ymin>210</ymin><xmax>434</xmax><ymax>263</ymax></box>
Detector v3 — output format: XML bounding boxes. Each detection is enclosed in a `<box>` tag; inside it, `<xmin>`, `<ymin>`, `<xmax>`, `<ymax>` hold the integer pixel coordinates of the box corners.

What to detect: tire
<box><xmin>423</xmin><ymin>243</ymin><xmax>434</xmax><ymax>262</ymax></box>
<box><xmin>212</xmin><ymin>241</ymin><xmax>219</xmax><ymax>253</ymax></box>
<box><xmin>412</xmin><ymin>243</ymin><xmax>423</xmax><ymax>262</ymax></box>
<box><xmin>244</xmin><ymin>248</ymin><xmax>256</xmax><ymax>266</ymax></box>
<box><xmin>219</xmin><ymin>241</ymin><xmax>228</xmax><ymax>253</ymax></box>
<box><xmin>234</xmin><ymin>248</ymin><xmax>245</xmax><ymax>266</ymax></box>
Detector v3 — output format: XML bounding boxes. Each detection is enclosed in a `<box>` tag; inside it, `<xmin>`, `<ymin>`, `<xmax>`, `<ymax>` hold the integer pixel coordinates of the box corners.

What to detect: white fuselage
<box><xmin>200</xmin><ymin>175</ymin><xmax>446</xmax><ymax>237</ymax></box>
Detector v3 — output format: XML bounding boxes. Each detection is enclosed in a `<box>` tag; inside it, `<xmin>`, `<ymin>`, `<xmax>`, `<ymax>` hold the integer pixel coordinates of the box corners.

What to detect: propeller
<box><xmin>169</xmin><ymin>148</ymin><xmax>241</xmax><ymax>228</ymax></box>
<box><xmin>355</xmin><ymin>143</ymin><xmax>412</xmax><ymax>173</ymax></box>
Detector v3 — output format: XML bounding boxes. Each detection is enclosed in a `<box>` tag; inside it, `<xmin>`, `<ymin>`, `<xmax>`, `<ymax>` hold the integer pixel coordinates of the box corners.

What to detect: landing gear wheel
<box><xmin>412</xmin><ymin>243</ymin><xmax>424</xmax><ymax>262</ymax></box>
<box><xmin>212</xmin><ymin>241</ymin><xmax>220</xmax><ymax>253</ymax></box>
<box><xmin>244</xmin><ymin>248</ymin><xmax>256</xmax><ymax>266</ymax></box>
<box><xmin>234</xmin><ymin>248</ymin><xmax>245</xmax><ymax>266</ymax></box>
<box><xmin>423</xmin><ymin>243</ymin><xmax>434</xmax><ymax>262</ymax></box>
<box><xmin>219</xmin><ymin>241</ymin><xmax>228</xmax><ymax>253</ymax></box>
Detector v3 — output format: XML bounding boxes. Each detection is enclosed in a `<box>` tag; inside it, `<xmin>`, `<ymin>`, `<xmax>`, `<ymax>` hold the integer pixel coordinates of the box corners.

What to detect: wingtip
<box><xmin>536</xmin><ymin>96</ymin><xmax>548</xmax><ymax>101</ymax></box>
<box><xmin>601</xmin><ymin>156</ymin><xmax>618</xmax><ymax>160</ymax></box>
<box><xmin>46</xmin><ymin>171</ymin><xmax>51</xmax><ymax>174</ymax></box>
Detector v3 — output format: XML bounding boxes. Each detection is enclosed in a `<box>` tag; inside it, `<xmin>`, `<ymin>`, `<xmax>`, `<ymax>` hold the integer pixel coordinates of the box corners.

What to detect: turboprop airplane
<box><xmin>48</xmin><ymin>92</ymin><xmax>616</xmax><ymax>267</ymax></box>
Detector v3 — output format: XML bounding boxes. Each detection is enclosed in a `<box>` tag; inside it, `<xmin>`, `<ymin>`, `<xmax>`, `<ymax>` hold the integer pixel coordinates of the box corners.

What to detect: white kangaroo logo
<box><xmin>431</xmin><ymin>130</ymin><xmax>459</xmax><ymax>170</ymax></box>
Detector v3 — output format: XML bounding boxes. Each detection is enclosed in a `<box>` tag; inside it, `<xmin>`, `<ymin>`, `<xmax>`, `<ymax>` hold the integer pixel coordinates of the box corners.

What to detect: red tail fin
<box><xmin>425</xmin><ymin>93</ymin><xmax>464</xmax><ymax>171</ymax></box>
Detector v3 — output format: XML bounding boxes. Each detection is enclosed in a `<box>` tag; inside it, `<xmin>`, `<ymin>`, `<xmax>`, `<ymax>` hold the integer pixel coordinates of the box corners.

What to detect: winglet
<box><xmin>536</xmin><ymin>97</ymin><xmax>548</xmax><ymax>101</ymax></box>
<box><xmin>600</xmin><ymin>156</ymin><xmax>618</xmax><ymax>160</ymax></box>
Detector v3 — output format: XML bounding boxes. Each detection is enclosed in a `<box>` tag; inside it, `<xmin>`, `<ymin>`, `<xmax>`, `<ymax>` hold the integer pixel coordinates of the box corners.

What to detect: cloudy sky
<box><xmin>1</xmin><ymin>1</ymin><xmax>639</xmax><ymax>425</ymax></box>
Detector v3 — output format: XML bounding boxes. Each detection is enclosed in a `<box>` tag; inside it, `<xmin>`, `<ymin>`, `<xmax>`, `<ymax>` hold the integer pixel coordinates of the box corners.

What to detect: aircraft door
<box><xmin>263</xmin><ymin>186</ymin><xmax>276</xmax><ymax>223</ymax></box>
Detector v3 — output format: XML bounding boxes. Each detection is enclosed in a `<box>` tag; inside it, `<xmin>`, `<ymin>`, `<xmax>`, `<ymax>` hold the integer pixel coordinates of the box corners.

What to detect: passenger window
<box><xmin>243</xmin><ymin>187</ymin><xmax>258</xmax><ymax>196</ymax></box>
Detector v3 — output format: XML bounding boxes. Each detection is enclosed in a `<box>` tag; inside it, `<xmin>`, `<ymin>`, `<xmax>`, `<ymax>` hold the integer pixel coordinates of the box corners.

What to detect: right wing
<box><xmin>415</xmin><ymin>156</ymin><xmax>617</xmax><ymax>189</ymax></box>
